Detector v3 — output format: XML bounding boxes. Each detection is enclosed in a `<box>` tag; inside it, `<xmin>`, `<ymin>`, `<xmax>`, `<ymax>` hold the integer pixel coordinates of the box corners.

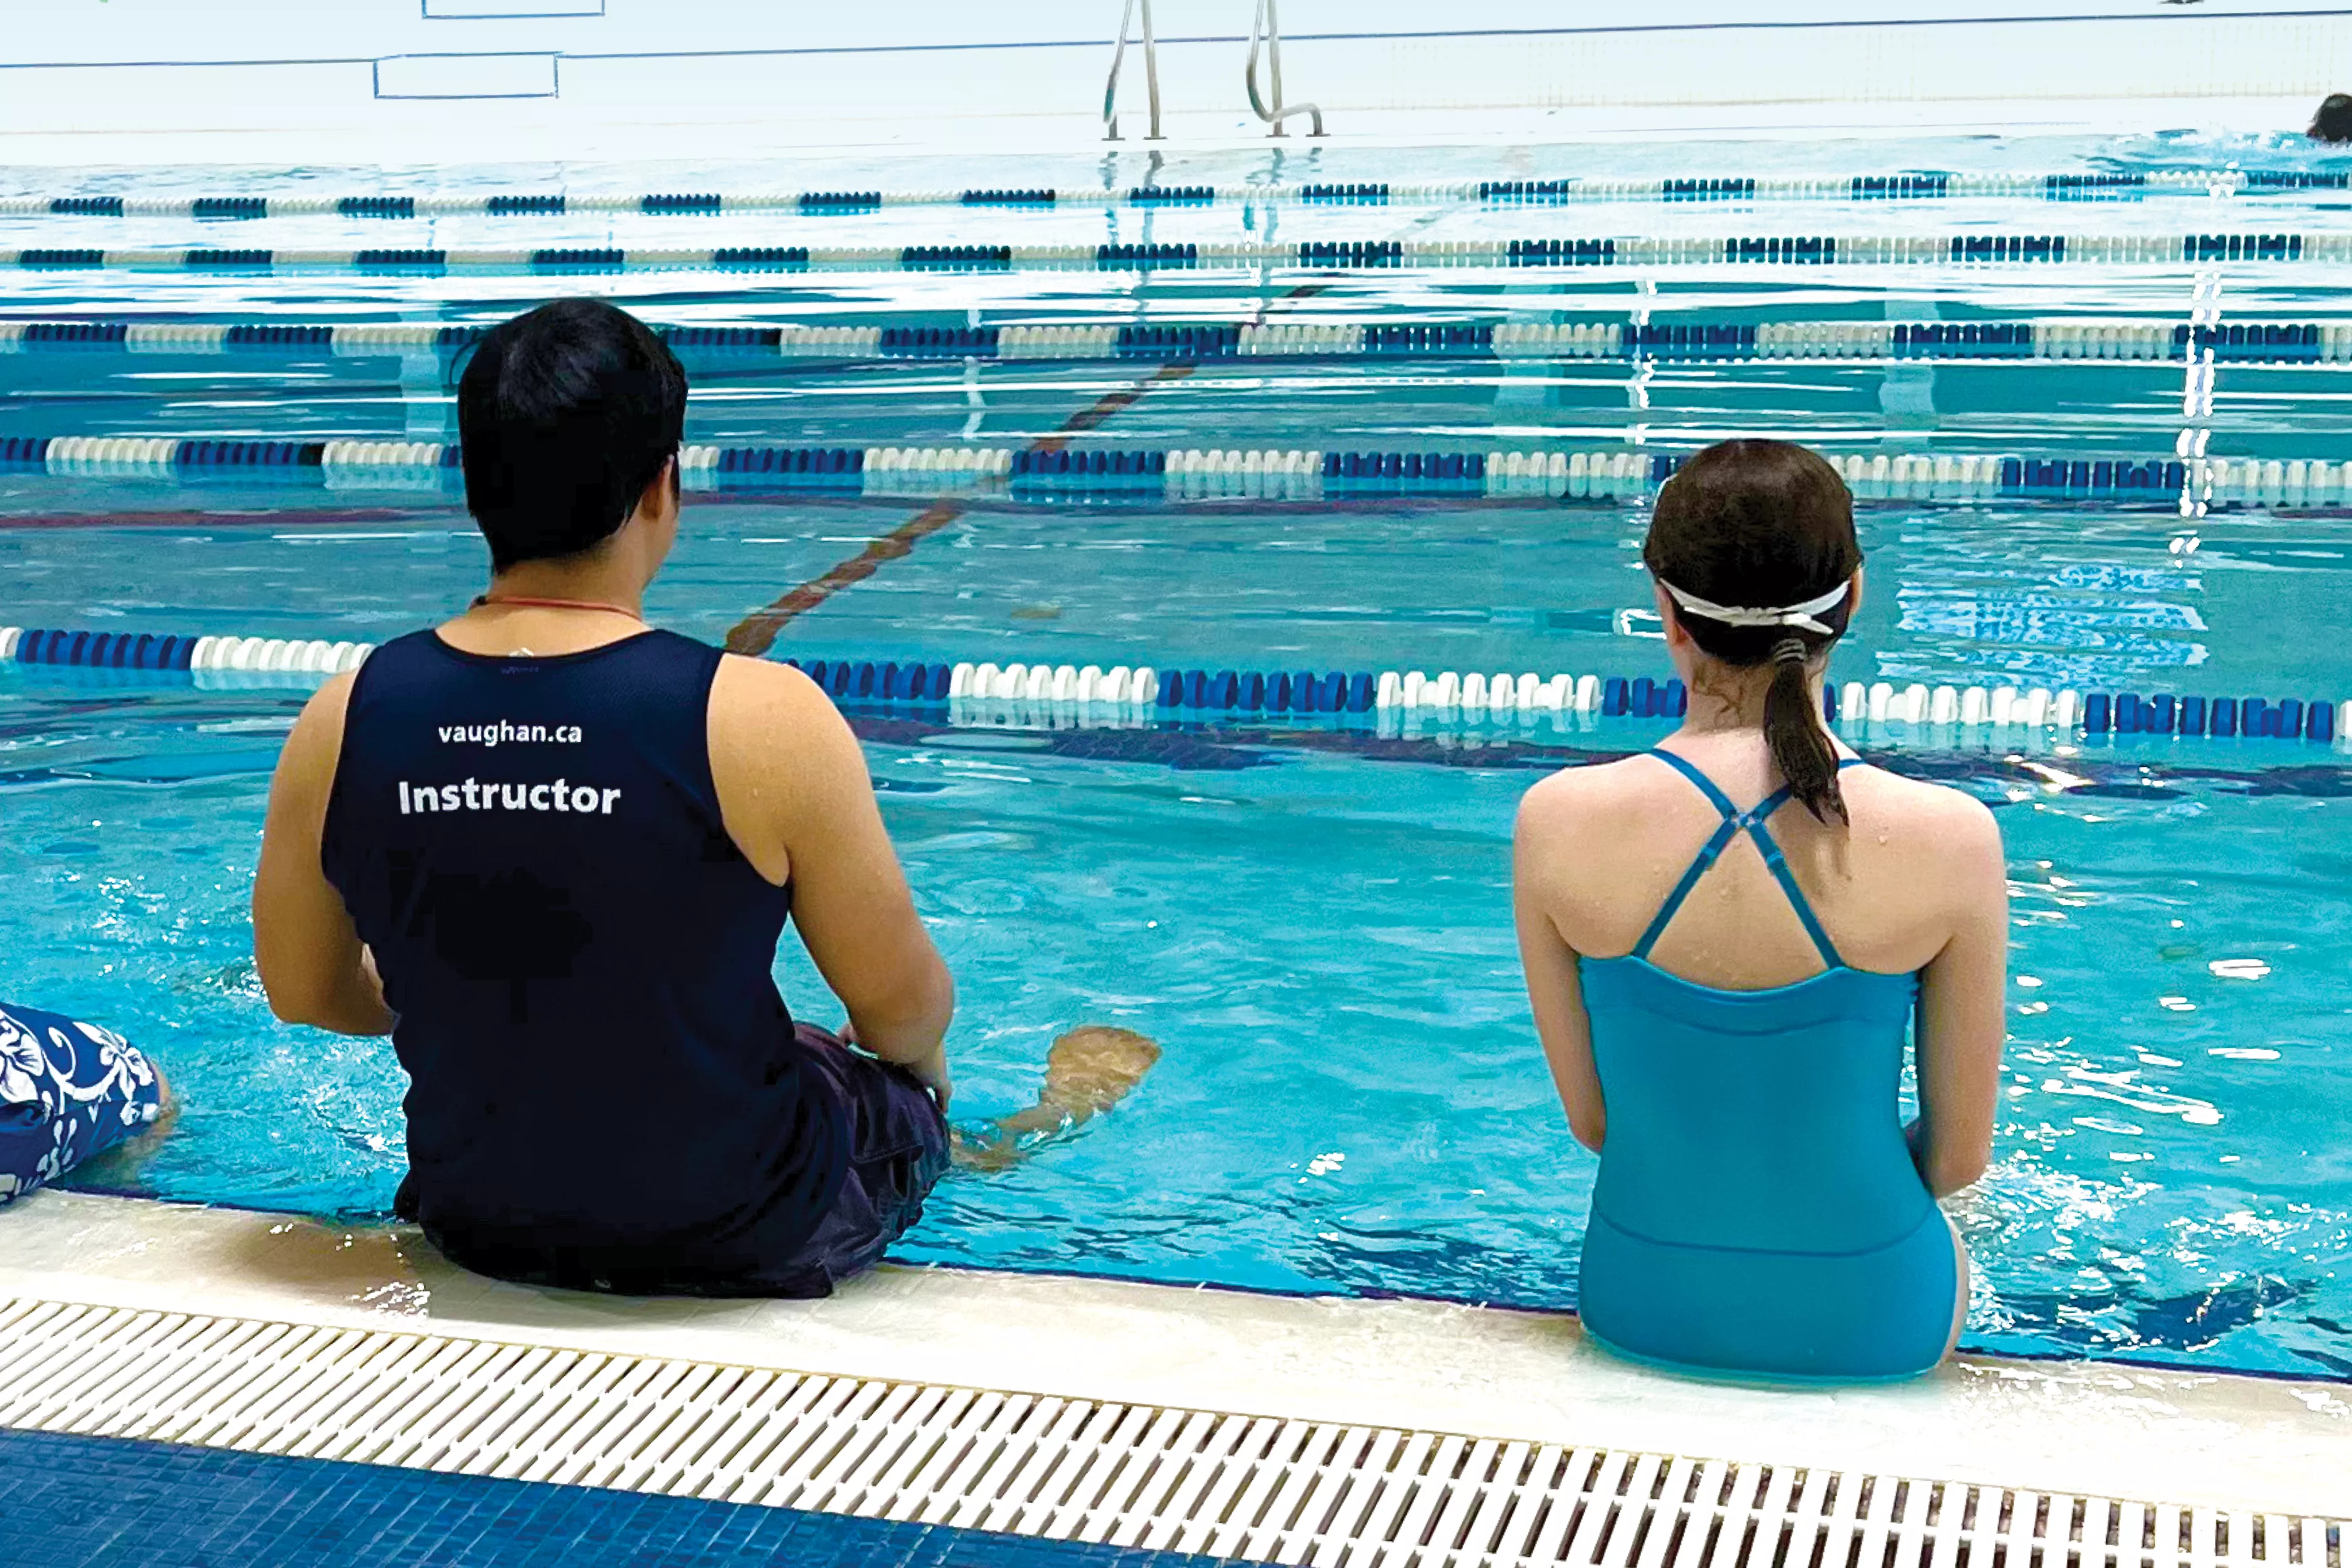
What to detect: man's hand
<box><xmin>840</xmin><ymin>1021</ymin><xmax>951</xmax><ymax>1112</ymax></box>
<box><xmin>361</xmin><ymin>946</ymin><xmax>389</xmax><ymax>1018</ymax></box>
<box><xmin>907</xmin><ymin>1044</ymin><xmax>953</xmax><ymax>1112</ymax></box>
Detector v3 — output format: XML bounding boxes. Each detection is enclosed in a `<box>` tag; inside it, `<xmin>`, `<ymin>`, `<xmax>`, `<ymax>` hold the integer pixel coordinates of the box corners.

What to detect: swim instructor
<box><xmin>252</xmin><ymin>299</ymin><xmax>965</xmax><ymax>1296</ymax></box>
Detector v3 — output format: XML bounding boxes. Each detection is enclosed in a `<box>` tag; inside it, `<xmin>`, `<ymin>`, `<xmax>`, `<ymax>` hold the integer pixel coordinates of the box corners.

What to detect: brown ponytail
<box><xmin>1643</xmin><ymin>441</ymin><xmax>1860</xmax><ymax>825</ymax></box>
<box><xmin>1763</xmin><ymin>635</ymin><xmax>1847</xmax><ymax>824</ymax></box>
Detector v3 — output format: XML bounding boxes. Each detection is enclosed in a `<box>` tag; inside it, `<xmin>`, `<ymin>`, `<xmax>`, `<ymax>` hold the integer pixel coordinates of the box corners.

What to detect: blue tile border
<box><xmin>0</xmin><ymin>1428</ymin><xmax>1249</xmax><ymax>1568</ymax></box>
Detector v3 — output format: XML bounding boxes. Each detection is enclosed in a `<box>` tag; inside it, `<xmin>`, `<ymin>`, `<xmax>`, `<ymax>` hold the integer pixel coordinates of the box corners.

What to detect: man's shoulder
<box><xmin>707</xmin><ymin>654</ymin><xmax>844</xmax><ymax>762</ymax></box>
<box><xmin>712</xmin><ymin>650</ymin><xmax>827</xmax><ymax>707</ymax></box>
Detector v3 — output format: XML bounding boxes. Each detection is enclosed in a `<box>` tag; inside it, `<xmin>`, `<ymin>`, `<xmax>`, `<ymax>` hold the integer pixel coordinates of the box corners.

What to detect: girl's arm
<box><xmin>1912</xmin><ymin>797</ymin><xmax>2009</xmax><ymax>1195</ymax></box>
<box><xmin>1515</xmin><ymin>788</ymin><xmax>1608</xmax><ymax>1152</ymax></box>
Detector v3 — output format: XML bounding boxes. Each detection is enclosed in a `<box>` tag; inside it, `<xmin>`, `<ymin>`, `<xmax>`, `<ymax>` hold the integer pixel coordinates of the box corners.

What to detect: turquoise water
<box><xmin>2</xmin><ymin>132</ymin><xmax>2349</xmax><ymax>1381</ymax></box>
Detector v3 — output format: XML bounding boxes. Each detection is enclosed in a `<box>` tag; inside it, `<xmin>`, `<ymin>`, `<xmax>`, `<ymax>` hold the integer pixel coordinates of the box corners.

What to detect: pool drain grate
<box><xmin>0</xmin><ymin>1296</ymin><xmax>2338</xmax><ymax>1567</ymax></box>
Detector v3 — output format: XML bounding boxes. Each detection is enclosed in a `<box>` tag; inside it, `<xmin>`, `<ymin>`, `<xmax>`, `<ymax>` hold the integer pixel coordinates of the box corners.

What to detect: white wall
<box><xmin>1</xmin><ymin>2</ymin><xmax>2346</xmax><ymax>162</ymax></box>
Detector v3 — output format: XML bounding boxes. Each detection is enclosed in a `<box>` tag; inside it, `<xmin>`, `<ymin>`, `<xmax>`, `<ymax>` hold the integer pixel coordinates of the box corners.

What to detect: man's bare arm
<box><xmin>710</xmin><ymin>657</ymin><xmax>955</xmax><ymax>1096</ymax></box>
<box><xmin>253</xmin><ymin>674</ymin><xmax>395</xmax><ymax>1036</ymax></box>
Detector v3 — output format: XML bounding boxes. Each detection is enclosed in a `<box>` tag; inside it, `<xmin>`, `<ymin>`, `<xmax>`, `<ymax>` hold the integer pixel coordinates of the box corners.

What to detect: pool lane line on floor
<box><xmin>720</xmin><ymin>361</ymin><xmax>1199</xmax><ymax>657</ymax></box>
<box><xmin>721</xmin><ymin>495</ymin><xmax>962</xmax><ymax>658</ymax></box>
<box><xmin>712</xmin><ymin>231</ymin><xmax>1369</xmax><ymax>655</ymax></box>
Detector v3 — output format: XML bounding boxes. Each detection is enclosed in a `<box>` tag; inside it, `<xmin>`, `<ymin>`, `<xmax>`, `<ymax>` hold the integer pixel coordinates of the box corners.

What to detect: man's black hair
<box><xmin>457</xmin><ymin>298</ymin><xmax>687</xmax><ymax>571</ymax></box>
<box><xmin>2312</xmin><ymin>93</ymin><xmax>2352</xmax><ymax>143</ymax></box>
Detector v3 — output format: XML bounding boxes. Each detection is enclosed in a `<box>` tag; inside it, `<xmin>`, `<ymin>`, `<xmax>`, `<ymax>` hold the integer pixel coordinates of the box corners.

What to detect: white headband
<box><xmin>1660</xmin><ymin>578</ymin><xmax>1850</xmax><ymax>637</ymax></box>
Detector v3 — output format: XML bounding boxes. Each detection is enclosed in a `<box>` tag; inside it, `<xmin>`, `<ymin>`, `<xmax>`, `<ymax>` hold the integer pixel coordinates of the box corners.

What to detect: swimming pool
<box><xmin>2</xmin><ymin>134</ymin><xmax>2348</xmax><ymax>1384</ymax></box>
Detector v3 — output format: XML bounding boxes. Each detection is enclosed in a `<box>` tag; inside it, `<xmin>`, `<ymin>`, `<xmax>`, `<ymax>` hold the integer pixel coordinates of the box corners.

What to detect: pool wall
<box><xmin>3</xmin><ymin>2</ymin><xmax>2349</xmax><ymax>162</ymax></box>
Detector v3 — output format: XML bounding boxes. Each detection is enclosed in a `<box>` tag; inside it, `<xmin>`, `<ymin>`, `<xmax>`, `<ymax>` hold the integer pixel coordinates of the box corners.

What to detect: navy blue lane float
<box><xmin>8</xmin><ymin>316</ymin><xmax>2349</xmax><ymax>368</ymax></box>
<box><xmin>6</xmin><ymin>627</ymin><xmax>2344</xmax><ymax>745</ymax></box>
<box><xmin>0</xmin><ymin>435</ymin><xmax>2328</xmax><ymax>511</ymax></box>
<box><xmin>8</xmin><ymin>628</ymin><xmax>201</xmax><ymax>670</ymax></box>
<box><xmin>4</xmin><ymin>170</ymin><xmax>2335</xmax><ymax>221</ymax></box>
<box><xmin>2083</xmin><ymin>691</ymin><xmax>2334</xmax><ymax>742</ymax></box>
<box><xmin>0</xmin><ymin>234</ymin><xmax>2329</xmax><ymax>278</ymax></box>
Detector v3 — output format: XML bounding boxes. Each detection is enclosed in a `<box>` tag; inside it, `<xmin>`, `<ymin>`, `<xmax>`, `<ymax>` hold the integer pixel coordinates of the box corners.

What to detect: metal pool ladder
<box><xmin>1246</xmin><ymin>0</ymin><xmax>1324</xmax><ymax>137</ymax></box>
<box><xmin>1104</xmin><ymin>0</ymin><xmax>1162</xmax><ymax>140</ymax></box>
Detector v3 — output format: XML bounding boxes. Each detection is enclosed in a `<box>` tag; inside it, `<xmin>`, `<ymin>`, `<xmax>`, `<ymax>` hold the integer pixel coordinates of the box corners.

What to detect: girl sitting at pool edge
<box><xmin>1513</xmin><ymin>439</ymin><xmax>2006</xmax><ymax>1383</ymax></box>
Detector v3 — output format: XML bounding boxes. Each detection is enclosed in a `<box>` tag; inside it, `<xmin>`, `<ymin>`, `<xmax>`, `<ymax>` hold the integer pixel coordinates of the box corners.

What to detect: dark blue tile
<box><xmin>0</xmin><ymin>1428</ymin><xmax>1251</xmax><ymax>1568</ymax></box>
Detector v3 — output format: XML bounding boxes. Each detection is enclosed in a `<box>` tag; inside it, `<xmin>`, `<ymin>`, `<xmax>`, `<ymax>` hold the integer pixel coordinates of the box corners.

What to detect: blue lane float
<box><xmin>8</xmin><ymin>628</ymin><xmax>199</xmax><ymax>671</ymax></box>
<box><xmin>1</xmin><ymin>625</ymin><xmax>369</xmax><ymax>677</ymax></box>
<box><xmin>6</xmin><ymin>315</ymin><xmax>2348</xmax><ymax>368</ymax></box>
<box><xmin>5</xmin><ymin>434</ymin><xmax>2349</xmax><ymax>512</ymax></box>
<box><xmin>5</xmin><ymin>169</ymin><xmax>2334</xmax><ymax>221</ymax></box>
<box><xmin>0</xmin><ymin>233</ymin><xmax>2337</xmax><ymax>278</ymax></box>
<box><xmin>6</xmin><ymin>621</ymin><xmax>2348</xmax><ymax>750</ymax></box>
<box><xmin>2084</xmin><ymin>689</ymin><xmax>2333</xmax><ymax>742</ymax></box>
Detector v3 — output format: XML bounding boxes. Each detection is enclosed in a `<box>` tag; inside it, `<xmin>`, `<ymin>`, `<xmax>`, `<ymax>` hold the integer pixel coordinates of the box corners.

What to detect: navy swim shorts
<box><xmin>401</xmin><ymin>1021</ymin><xmax>950</xmax><ymax>1298</ymax></box>
<box><xmin>782</xmin><ymin>1023</ymin><xmax>953</xmax><ymax>1291</ymax></box>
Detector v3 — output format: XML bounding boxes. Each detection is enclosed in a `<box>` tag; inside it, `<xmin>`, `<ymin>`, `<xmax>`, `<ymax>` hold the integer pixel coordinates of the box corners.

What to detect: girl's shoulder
<box><xmin>1835</xmin><ymin>763</ymin><xmax>2006</xmax><ymax>884</ymax></box>
<box><xmin>1515</xmin><ymin>753</ymin><xmax>1668</xmax><ymax>830</ymax></box>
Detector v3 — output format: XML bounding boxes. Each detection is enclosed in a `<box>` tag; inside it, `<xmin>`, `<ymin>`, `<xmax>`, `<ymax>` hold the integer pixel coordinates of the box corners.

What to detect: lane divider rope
<box><xmin>0</xmin><ymin>625</ymin><xmax>369</xmax><ymax>677</ymax></box>
<box><xmin>5</xmin><ymin>625</ymin><xmax>2339</xmax><ymax>745</ymax></box>
<box><xmin>0</xmin><ymin>171</ymin><xmax>2326</xmax><ymax>219</ymax></box>
<box><xmin>5</xmin><ymin>435</ymin><xmax>2346</xmax><ymax>508</ymax></box>
<box><xmin>0</xmin><ymin>234</ymin><xmax>2331</xmax><ymax>277</ymax></box>
<box><xmin>8</xmin><ymin>317</ymin><xmax>2346</xmax><ymax>366</ymax></box>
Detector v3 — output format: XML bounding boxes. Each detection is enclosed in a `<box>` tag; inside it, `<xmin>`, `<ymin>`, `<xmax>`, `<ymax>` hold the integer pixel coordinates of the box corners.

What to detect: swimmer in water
<box><xmin>254</xmin><ymin>299</ymin><xmax>1158</xmax><ymax>1298</ymax></box>
<box><xmin>2312</xmin><ymin>94</ymin><xmax>2352</xmax><ymax>143</ymax></box>
<box><xmin>1513</xmin><ymin>439</ymin><xmax>2005</xmax><ymax>1383</ymax></box>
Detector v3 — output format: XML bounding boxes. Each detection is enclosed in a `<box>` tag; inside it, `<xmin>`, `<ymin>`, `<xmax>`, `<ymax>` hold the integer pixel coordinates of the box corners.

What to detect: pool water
<box><xmin>3</xmin><ymin>132</ymin><xmax>2349</xmax><ymax>1382</ymax></box>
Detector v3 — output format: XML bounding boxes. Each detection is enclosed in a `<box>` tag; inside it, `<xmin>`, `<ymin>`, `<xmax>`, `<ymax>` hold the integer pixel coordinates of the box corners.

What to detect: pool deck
<box><xmin>1</xmin><ymin>1189</ymin><xmax>2343</xmax><ymax>1520</ymax></box>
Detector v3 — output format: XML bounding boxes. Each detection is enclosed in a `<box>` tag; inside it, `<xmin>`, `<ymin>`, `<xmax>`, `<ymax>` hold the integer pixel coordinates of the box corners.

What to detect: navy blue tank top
<box><xmin>320</xmin><ymin>628</ymin><xmax>844</xmax><ymax>1291</ymax></box>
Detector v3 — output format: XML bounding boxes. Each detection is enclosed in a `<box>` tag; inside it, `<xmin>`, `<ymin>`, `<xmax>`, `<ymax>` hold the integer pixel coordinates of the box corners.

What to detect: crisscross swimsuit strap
<box><xmin>1631</xmin><ymin>749</ymin><xmax>1867</xmax><ymax>970</ymax></box>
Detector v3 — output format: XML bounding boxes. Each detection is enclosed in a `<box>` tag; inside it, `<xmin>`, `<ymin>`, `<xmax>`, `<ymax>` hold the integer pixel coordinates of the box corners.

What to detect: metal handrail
<box><xmin>1103</xmin><ymin>0</ymin><xmax>1162</xmax><ymax>141</ymax></box>
<box><xmin>1245</xmin><ymin>0</ymin><xmax>1323</xmax><ymax>138</ymax></box>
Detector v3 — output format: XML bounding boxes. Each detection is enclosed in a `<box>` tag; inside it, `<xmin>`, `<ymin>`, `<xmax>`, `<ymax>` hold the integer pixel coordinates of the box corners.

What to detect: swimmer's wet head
<box><xmin>1642</xmin><ymin>439</ymin><xmax>1860</xmax><ymax>824</ymax></box>
<box><xmin>2312</xmin><ymin>94</ymin><xmax>2352</xmax><ymax>143</ymax></box>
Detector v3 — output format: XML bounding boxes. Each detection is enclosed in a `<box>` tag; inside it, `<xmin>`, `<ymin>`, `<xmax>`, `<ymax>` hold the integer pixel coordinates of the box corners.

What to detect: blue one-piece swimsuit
<box><xmin>1575</xmin><ymin>750</ymin><xmax>1958</xmax><ymax>1384</ymax></box>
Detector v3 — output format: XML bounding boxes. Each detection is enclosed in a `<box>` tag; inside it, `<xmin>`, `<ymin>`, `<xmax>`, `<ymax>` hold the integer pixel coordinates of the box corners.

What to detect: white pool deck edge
<box><xmin>1</xmin><ymin>1191</ymin><xmax>2342</xmax><ymax>1518</ymax></box>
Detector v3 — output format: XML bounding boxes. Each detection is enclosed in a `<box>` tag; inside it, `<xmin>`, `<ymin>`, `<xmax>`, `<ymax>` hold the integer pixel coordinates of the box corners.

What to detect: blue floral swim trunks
<box><xmin>0</xmin><ymin>1001</ymin><xmax>165</xmax><ymax>1205</ymax></box>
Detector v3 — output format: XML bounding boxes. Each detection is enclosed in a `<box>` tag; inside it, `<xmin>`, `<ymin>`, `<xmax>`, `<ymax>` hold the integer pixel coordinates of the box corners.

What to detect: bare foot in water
<box><xmin>72</xmin><ymin>1063</ymin><xmax>178</xmax><ymax>1188</ymax></box>
<box><xmin>132</xmin><ymin>1066</ymin><xmax>180</xmax><ymax>1150</ymax></box>
<box><xmin>954</xmin><ymin>1025</ymin><xmax>1162</xmax><ymax>1173</ymax></box>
